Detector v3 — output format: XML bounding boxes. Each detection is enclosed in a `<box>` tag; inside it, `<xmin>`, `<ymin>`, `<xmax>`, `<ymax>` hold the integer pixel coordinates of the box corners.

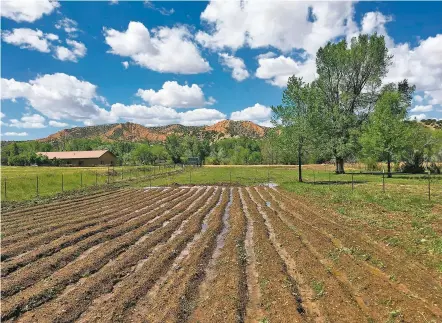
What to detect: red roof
<box><xmin>37</xmin><ymin>150</ymin><xmax>112</xmax><ymax>159</ymax></box>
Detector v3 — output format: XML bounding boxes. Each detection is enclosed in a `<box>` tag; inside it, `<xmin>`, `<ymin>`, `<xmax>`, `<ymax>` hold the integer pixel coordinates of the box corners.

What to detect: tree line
<box><xmin>271</xmin><ymin>33</ymin><xmax>442</xmax><ymax>180</ymax></box>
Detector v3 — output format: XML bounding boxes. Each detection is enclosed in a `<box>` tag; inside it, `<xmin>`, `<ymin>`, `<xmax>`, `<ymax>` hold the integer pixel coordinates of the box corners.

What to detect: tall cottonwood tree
<box><xmin>272</xmin><ymin>76</ymin><xmax>320</xmax><ymax>182</ymax></box>
<box><xmin>315</xmin><ymin>33</ymin><xmax>392</xmax><ymax>173</ymax></box>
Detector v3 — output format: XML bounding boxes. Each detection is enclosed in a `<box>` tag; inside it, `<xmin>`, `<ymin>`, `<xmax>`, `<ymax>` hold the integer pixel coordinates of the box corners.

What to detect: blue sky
<box><xmin>1</xmin><ymin>0</ymin><xmax>441</xmax><ymax>140</ymax></box>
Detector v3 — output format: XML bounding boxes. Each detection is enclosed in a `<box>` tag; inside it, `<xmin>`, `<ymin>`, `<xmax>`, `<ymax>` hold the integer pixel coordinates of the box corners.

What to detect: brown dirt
<box><xmin>1</xmin><ymin>186</ymin><xmax>441</xmax><ymax>322</ymax></box>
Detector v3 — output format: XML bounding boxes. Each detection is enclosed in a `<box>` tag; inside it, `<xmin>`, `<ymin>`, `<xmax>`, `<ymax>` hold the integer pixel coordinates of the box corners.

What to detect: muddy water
<box><xmin>196</xmin><ymin>188</ymin><xmax>233</xmax><ymax>303</ymax></box>
<box><xmin>238</xmin><ymin>188</ymin><xmax>264</xmax><ymax>322</ymax></box>
<box><xmin>143</xmin><ymin>187</ymin><xmax>223</xmax><ymax>301</ymax></box>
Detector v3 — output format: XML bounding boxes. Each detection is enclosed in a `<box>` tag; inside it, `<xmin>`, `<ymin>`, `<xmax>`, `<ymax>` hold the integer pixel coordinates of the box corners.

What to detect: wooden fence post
<box><xmin>62</xmin><ymin>174</ymin><xmax>64</xmax><ymax>192</ymax></box>
<box><xmin>4</xmin><ymin>177</ymin><xmax>6</xmax><ymax>201</ymax></box>
<box><xmin>36</xmin><ymin>175</ymin><xmax>39</xmax><ymax>197</ymax></box>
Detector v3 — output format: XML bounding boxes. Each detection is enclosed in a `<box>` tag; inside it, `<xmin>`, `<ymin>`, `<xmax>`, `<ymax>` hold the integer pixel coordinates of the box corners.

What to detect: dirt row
<box><xmin>2</xmin><ymin>186</ymin><xmax>441</xmax><ymax>322</ymax></box>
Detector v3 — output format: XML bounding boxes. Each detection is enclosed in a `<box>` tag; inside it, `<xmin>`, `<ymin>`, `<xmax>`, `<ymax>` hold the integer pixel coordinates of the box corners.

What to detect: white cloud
<box><xmin>109</xmin><ymin>0</ymin><xmax>119</xmax><ymax>5</ymax></box>
<box><xmin>2</xmin><ymin>28</ymin><xmax>57</xmax><ymax>53</ymax></box>
<box><xmin>414</xmin><ymin>95</ymin><xmax>423</xmax><ymax>103</ymax></box>
<box><xmin>9</xmin><ymin>113</ymin><xmax>46</xmax><ymax>128</ymax></box>
<box><xmin>1</xmin><ymin>74</ymin><xmax>115</xmax><ymax>124</ymax></box>
<box><xmin>55</xmin><ymin>18</ymin><xmax>79</xmax><ymax>36</ymax></box>
<box><xmin>409</xmin><ymin>114</ymin><xmax>426</xmax><ymax>121</ymax></box>
<box><xmin>122</xmin><ymin>61</ymin><xmax>129</xmax><ymax>69</ymax></box>
<box><xmin>109</xmin><ymin>103</ymin><xmax>226</xmax><ymax>126</ymax></box>
<box><xmin>1</xmin><ymin>0</ymin><xmax>59</xmax><ymax>22</ymax></box>
<box><xmin>255</xmin><ymin>55</ymin><xmax>316</xmax><ymax>87</ymax></box>
<box><xmin>0</xmin><ymin>112</ymin><xmax>6</xmax><ymax>126</ymax></box>
<box><xmin>104</xmin><ymin>21</ymin><xmax>211</xmax><ymax>74</ymax></box>
<box><xmin>136</xmin><ymin>81</ymin><xmax>212</xmax><ymax>108</ymax></box>
<box><xmin>410</xmin><ymin>105</ymin><xmax>433</xmax><ymax>113</ymax></box>
<box><xmin>54</xmin><ymin>39</ymin><xmax>87</xmax><ymax>62</ymax></box>
<box><xmin>218</xmin><ymin>53</ymin><xmax>249</xmax><ymax>81</ymax></box>
<box><xmin>49</xmin><ymin>120</ymin><xmax>69</xmax><ymax>127</ymax></box>
<box><xmin>197</xmin><ymin>1</ymin><xmax>353</xmax><ymax>54</ymax></box>
<box><xmin>231</xmin><ymin>103</ymin><xmax>272</xmax><ymax>126</ymax></box>
<box><xmin>2</xmin><ymin>132</ymin><xmax>28</xmax><ymax>137</ymax></box>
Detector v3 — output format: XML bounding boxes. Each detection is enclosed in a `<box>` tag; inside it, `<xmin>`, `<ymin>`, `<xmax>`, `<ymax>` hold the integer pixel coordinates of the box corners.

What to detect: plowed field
<box><xmin>1</xmin><ymin>186</ymin><xmax>441</xmax><ymax>322</ymax></box>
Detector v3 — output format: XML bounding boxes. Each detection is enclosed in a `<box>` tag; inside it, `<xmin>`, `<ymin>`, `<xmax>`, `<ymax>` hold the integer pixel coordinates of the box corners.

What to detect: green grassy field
<box><xmin>0</xmin><ymin>165</ymin><xmax>179</xmax><ymax>201</ymax></box>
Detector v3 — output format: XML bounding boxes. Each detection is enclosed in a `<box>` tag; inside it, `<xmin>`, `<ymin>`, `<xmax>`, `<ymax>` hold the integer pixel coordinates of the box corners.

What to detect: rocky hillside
<box><xmin>39</xmin><ymin>120</ymin><xmax>268</xmax><ymax>143</ymax></box>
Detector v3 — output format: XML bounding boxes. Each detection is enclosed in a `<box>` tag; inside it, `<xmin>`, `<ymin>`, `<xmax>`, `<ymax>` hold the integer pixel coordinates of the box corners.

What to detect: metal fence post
<box><xmin>62</xmin><ymin>174</ymin><xmax>64</xmax><ymax>192</ymax></box>
<box><xmin>4</xmin><ymin>177</ymin><xmax>6</xmax><ymax>201</ymax></box>
<box><xmin>351</xmin><ymin>173</ymin><xmax>354</xmax><ymax>191</ymax></box>
<box><xmin>80</xmin><ymin>172</ymin><xmax>83</xmax><ymax>188</ymax></box>
<box><xmin>313</xmin><ymin>171</ymin><xmax>315</xmax><ymax>185</ymax></box>
<box><xmin>108</xmin><ymin>167</ymin><xmax>110</xmax><ymax>184</ymax></box>
<box><xmin>268</xmin><ymin>168</ymin><xmax>270</xmax><ymax>187</ymax></box>
<box><xmin>230</xmin><ymin>170</ymin><xmax>232</xmax><ymax>186</ymax></box>
<box><xmin>96</xmin><ymin>171</ymin><xmax>98</xmax><ymax>186</ymax></box>
<box><xmin>150</xmin><ymin>176</ymin><xmax>152</xmax><ymax>188</ymax></box>
<box><xmin>382</xmin><ymin>170</ymin><xmax>385</xmax><ymax>193</ymax></box>
<box><xmin>36</xmin><ymin>175</ymin><xmax>39</xmax><ymax>197</ymax></box>
<box><xmin>189</xmin><ymin>166</ymin><xmax>192</xmax><ymax>185</ymax></box>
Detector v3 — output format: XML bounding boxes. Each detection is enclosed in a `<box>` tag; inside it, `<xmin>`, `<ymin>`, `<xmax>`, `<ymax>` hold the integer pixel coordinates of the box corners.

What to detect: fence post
<box><xmin>313</xmin><ymin>171</ymin><xmax>315</xmax><ymax>185</ymax></box>
<box><xmin>80</xmin><ymin>172</ymin><xmax>83</xmax><ymax>188</ymax></box>
<box><xmin>36</xmin><ymin>175</ymin><xmax>39</xmax><ymax>197</ymax></box>
<box><xmin>268</xmin><ymin>168</ymin><xmax>270</xmax><ymax>187</ymax></box>
<box><xmin>96</xmin><ymin>171</ymin><xmax>98</xmax><ymax>186</ymax></box>
<box><xmin>4</xmin><ymin>177</ymin><xmax>6</xmax><ymax>201</ymax></box>
<box><xmin>150</xmin><ymin>176</ymin><xmax>152</xmax><ymax>188</ymax></box>
<box><xmin>108</xmin><ymin>167</ymin><xmax>110</xmax><ymax>184</ymax></box>
<box><xmin>382</xmin><ymin>170</ymin><xmax>385</xmax><ymax>193</ymax></box>
<box><xmin>351</xmin><ymin>173</ymin><xmax>354</xmax><ymax>191</ymax></box>
<box><xmin>144</xmin><ymin>167</ymin><xmax>146</xmax><ymax>177</ymax></box>
<box><xmin>62</xmin><ymin>174</ymin><xmax>64</xmax><ymax>192</ymax></box>
<box><xmin>230</xmin><ymin>170</ymin><xmax>232</xmax><ymax>186</ymax></box>
<box><xmin>428</xmin><ymin>171</ymin><xmax>431</xmax><ymax>201</ymax></box>
<box><xmin>121</xmin><ymin>166</ymin><xmax>124</xmax><ymax>180</ymax></box>
<box><xmin>189</xmin><ymin>166</ymin><xmax>192</xmax><ymax>185</ymax></box>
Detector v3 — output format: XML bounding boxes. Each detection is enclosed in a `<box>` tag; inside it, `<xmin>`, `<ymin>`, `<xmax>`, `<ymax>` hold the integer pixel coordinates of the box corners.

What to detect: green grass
<box><xmin>0</xmin><ymin>165</ymin><xmax>178</xmax><ymax>201</ymax></box>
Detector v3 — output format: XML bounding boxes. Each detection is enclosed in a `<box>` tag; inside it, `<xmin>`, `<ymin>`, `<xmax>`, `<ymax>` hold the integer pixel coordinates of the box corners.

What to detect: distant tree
<box><xmin>315</xmin><ymin>33</ymin><xmax>392</xmax><ymax>173</ymax></box>
<box><xmin>360</xmin><ymin>90</ymin><xmax>410</xmax><ymax>177</ymax></box>
<box><xmin>165</xmin><ymin>134</ymin><xmax>183</xmax><ymax>164</ymax></box>
<box><xmin>132</xmin><ymin>144</ymin><xmax>153</xmax><ymax>165</ymax></box>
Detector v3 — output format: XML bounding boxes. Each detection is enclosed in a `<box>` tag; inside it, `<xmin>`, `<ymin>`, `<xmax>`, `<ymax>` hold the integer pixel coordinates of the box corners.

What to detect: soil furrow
<box><xmin>45</xmin><ymin>187</ymin><xmax>221</xmax><ymax>323</ymax></box>
<box><xmin>2</xmin><ymin>189</ymin><xmax>131</xmax><ymax>227</ymax></box>
<box><xmin>265</xmin><ymin>187</ymin><xmax>441</xmax><ymax>322</ymax></box>
<box><xmin>1</xmin><ymin>188</ymin><xmax>206</xmax><ymax>321</ymax></box>
<box><xmin>1</xmin><ymin>188</ymin><xmax>195</xmax><ymax>297</ymax></box>
<box><xmin>274</xmin><ymin>187</ymin><xmax>442</xmax><ymax>299</ymax></box>
<box><xmin>1</xmin><ymin>190</ymin><xmax>168</xmax><ymax>258</ymax></box>
<box><xmin>189</xmin><ymin>187</ymin><xmax>248</xmax><ymax>323</ymax></box>
<box><xmin>240</xmin><ymin>188</ymin><xmax>304</xmax><ymax>323</ymax></box>
<box><xmin>1</xmin><ymin>189</ymin><xmax>153</xmax><ymax>245</ymax></box>
<box><xmin>1</xmin><ymin>189</ymin><xmax>124</xmax><ymax>219</ymax></box>
<box><xmin>248</xmin><ymin>187</ymin><xmax>324</xmax><ymax>323</ymax></box>
<box><xmin>127</xmin><ymin>188</ymin><xmax>230</xmax><ymax>323</ymax></box>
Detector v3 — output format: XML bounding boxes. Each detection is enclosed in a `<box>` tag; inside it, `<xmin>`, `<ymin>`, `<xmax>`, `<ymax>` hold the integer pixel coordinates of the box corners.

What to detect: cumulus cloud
<box><xmin>410</xmin><ymin>105</ymin><xmax>433</xmax><ymax>113</ymax></box>
<box><xmin>2</xmin><ymin>132</ymin><xmax>28</xmax><ymax>137</ymax></box>
<box><xmin>2</xmin><ymin>28</ymin><xmax>57</xmax><ymax>53</ymax></box>
<box><xmin>1</xmin><ymin>0</ymin><xmax>59</xmax><ymax>22</ymax></box>
<box><xmin>122</xmin><ymin>61</ymin><xmax>129</xmax><ymax>69</ymax></box>
<box><xmin>9</xmin><ymin>114</ymin><xmax>46</xmax><ymax>129</ymax></box>
<box><xmin>54</xmin><ymin>39</ymin><xmax>87</xmax><ymax>62</ymax></box>
<box><xmin>218</xmin><ymin>53</ymin><xmax>249</xmax><ymax>81</ymax></box>
<box><xmin>255</xmin><ymin>55</ymin><xmax>316</xmax><ymax>87</ymax></box>
<box><xmin>1</xmin><ymin>73</ymin><xmax>115</xmax><ymax>124</ymax></box>
<box><xmin>109</xmin><ymin>103</ymin><xmax>226</xmax><ymax>127</ymax></box>
<box><xmin>136</xmin><ymin>81</ymin><xmax>215</xmax><ymax>108</ymax></box>
<box><xmin>104</xmin><ymin>21</ymin><xmax>211</xmax><ymax>74</ymax></box>
<box><xmin>49</xmin><ymin>120</ymin><xmax>69</xmax><ymax>127</ymax></box>
<box><xmin>231</xmin><ymin>103</ymin><xmax>273</xmax><ymax>126</ymax></box>
<box><xmin>55</xmin><ymin>18</ymin><xmax>79</xmax><ymax>36</ymax></box>
<box><xmin>197</xmin><ymin>1</ymin><xmax>353</xmax><ymax>54</ymax></box>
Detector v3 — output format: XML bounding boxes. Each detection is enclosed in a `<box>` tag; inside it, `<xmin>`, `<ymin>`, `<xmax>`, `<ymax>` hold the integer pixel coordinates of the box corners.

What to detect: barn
<box><xmin>37</xmin><ymin>150</ymin><xmax>117</xmax><ymax>166</ymax></box>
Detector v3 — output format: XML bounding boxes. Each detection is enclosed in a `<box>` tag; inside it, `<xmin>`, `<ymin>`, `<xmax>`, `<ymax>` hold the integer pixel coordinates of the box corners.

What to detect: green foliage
<box><xmin>315</xmin><ymin>33</ymin><xmax>392</xmax><ymax>173</ymax></box>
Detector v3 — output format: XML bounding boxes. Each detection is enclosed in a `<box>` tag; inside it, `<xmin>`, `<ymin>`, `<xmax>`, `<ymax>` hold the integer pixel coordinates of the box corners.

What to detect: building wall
<box><xmin>57</xmin><ymin>152</ymin><xmax>116</xmax><ymax>166</ymax></box>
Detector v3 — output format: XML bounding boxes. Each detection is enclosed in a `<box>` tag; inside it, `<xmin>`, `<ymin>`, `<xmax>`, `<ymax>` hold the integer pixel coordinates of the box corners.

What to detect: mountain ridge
<box><xmin>38</xmin><ymin>120</ymin><xmax>269</xmax><ymax>143</ymax></box>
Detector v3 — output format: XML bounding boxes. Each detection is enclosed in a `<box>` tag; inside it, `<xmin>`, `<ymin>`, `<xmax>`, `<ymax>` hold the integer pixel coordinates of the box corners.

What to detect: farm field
<box><xmin>1</xmin><ymin>186</ymin><xmax>442</xmax><ymax>322</ymax></box>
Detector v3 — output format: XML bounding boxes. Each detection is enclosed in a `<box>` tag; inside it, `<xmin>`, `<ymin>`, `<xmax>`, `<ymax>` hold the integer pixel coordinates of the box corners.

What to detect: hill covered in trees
<box><xmin>39</xmin><ymin>120</ymin><xmax>268</xmax><ymax>144</ymax></box>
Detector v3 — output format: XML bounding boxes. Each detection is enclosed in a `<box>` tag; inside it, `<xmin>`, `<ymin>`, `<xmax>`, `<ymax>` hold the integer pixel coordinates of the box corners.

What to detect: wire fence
<box><xmin>1</xmin><ymin>164</ymin><xmax>184</xmax><ymax>201</ymax></box>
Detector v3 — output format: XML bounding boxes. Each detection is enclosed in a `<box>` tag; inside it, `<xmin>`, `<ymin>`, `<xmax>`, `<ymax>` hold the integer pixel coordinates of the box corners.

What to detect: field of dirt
<box><xmin>1</xmin><ymin>186</ymin><xmax>441</xmax><ymax>322</ymax></box>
